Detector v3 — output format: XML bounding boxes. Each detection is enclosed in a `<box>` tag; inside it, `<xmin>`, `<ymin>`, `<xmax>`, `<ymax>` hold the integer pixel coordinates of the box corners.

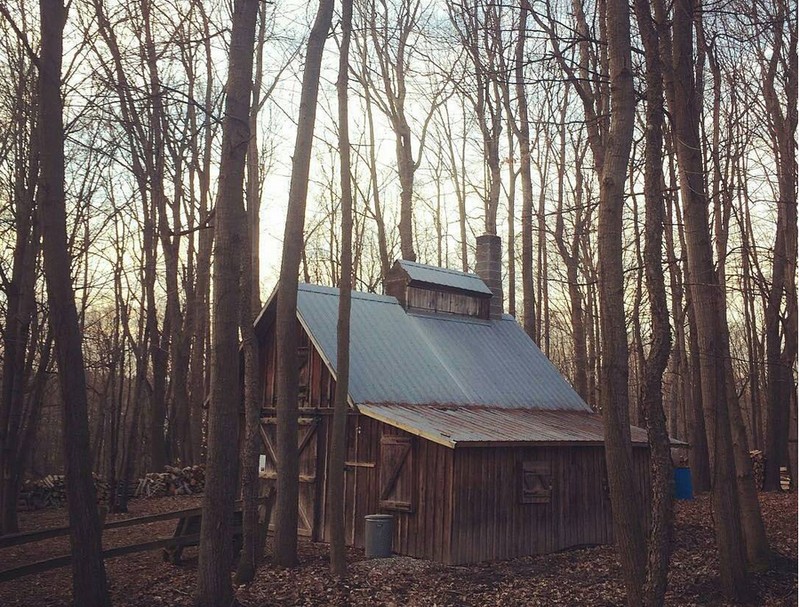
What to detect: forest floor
<box><xmin>0</xmin><ymin>492</ymin><xmax>795</xmax><ymax>606</ymax></box>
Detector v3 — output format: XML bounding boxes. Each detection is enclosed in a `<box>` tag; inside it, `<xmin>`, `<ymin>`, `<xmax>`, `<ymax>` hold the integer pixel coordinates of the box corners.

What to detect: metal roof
<box><xmin>292</xmin><ymin>283</ymin><xmax>590</xmax><ymax>411</ymax></box>
<box><xmin>357</xmin><ymin>404</ymin><xmax>650</xmax><ymax>448</ymax></box>
<box><xmin>395</xmin><ymin>260</ymin><xmax>492</xmax><ymax>296</ymax></box>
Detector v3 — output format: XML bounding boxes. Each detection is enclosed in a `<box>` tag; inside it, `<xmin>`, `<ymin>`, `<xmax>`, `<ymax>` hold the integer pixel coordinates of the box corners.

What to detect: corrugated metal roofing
<box><xmin>396</xmin><ymin>260</ymin><xmax>492</xmax><ymax>296</ymax></box>
<box><xmin>357</xmin><ymin>404</ymin><xmax>650</xmax><ymax>448</ymax></box>
<box><xmin>293</xmin><ymin>283</ymin><xmax>590</xmax><ymax>411</ymax></box>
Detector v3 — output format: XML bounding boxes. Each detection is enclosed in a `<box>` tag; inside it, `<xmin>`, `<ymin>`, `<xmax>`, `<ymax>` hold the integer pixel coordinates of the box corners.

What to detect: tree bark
<box><xmin>235</xmin><ymin>1</ymin><xmax>268</xmax><ymax>585</ymax></box>
<box><xmin>38</xmin><ymin>2</ymin><xmax>110</xmax><ymax>604</ymax></box>
<box><xmin>762</xmin><ymin>0</ymin><xmax>797</xmax><ymax>492</ymax></box>
<box><xmin>593</xmin><ymin>0</ymin><xmax>648</xmax><ymax>601</ymax></box>
<box><xmin>632</xmin><ymin>0</ymin><xmax>675</xmax><ymax>601</ymax></box>
<box><xmin>328</xmin><ymin>0</ymin><xmax>354</xmax><ymax>576</ymax></box>
<box><xmin>274</xmin><ymin>0</ymin><xmax>333</xmax><ymax>567</ymax></box>
<box><xmin>0</xmin><ymin>80</ymin><xmax>40</xmax><ymax>533</ymax></box>
<box><xmin>513</xmin><ymin>3</ymin><xmax>535</xmax><ymax>339</ymax></box>
<box><xmin>195</xmin><ymin>0</ymin><xmax>258</xmax><ymax>603</ymax></box>
<box><xmin>657</xmin><ymin>0</ymin><xmax>751</xmax><ymax>596</ymax></box>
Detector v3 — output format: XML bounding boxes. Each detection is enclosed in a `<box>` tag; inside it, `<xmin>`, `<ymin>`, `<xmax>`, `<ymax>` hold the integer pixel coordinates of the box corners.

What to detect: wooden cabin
<box><xmin>253</xmin><ymin>235</ymin><xmax>651</xmax><ymax>564</ymax></box>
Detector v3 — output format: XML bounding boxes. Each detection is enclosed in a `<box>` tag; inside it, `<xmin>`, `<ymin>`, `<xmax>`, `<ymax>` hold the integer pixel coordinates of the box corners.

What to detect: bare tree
<box><xmin>236</xmin><ymin>0</ymin><xmax>270</xmax><ymax>585</ymax></box>
<box><xmin>195</xmin><ymin>0</ymin><xmax>258</xmax><ymax>603</ymax></box>
<box><xmin>655</xmin><ymin>0</ymin><xmax>758</xmax><ymax>594</ymax></box>
<box><xmin>274</xmin><ymin>0</ymin><xmax>334</xmax><ymax>567</ymax></box>
<box><xmin>38</xmin><ymin>1</ymin><xmax>110</xmax><ymax>604</ymax></box>
<box><xmin>328</xmin><ymin>0</ymin><xmax>354</xmax><ymax>576</ymax></box>
<box><xmin>632</xmin><ymin>0</ymin><xmax>675</xmax><ymax>601</ymax></box>
<box><xmin>591</xmin><ymin>2</ymin><xmax>648</xmax><ymax>603</ymax></box>
<box><xmin>535</xmin><ymin>0</ymin><xmax>649</xmax><ymax>602</ymax></box>
<box><xmin>448</xmin><ymin>0</ymin><xmax>505</xmax><ymax>236</ymax></box>
<box><xmin>510</xmin><ymin>1</ymin><xmax>536</xmax><ymax>340</ymax></box>
<box><xmin>760</xmin><ymin>0</ymin><xmax>797</xmax><ymax>492</ymax></box>
<box><xmin>0</xmin><ymin>4</ymin><xmax>42</xmax><ymax>533</ymax></box>
<box><xmin>353</xmin><ymin>0</ymin><xmax>446</xmax><ymax>262</ymax></box>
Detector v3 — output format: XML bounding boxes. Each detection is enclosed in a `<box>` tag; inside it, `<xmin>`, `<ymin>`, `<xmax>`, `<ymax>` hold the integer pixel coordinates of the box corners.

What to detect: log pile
<box><xmin>134</xmin><ymin>465</ymin><xmax>205</xmax><ymax>498</ymax></box>
<box><xmin>18</xmin><ymin>465</ymin><xmax>204</xmax><ymax>510</ymax></box>
<box><xmin>750</xmin><ymin>450</ymin><xmax>765</xmax><ymax>490</ymax></box>
<box><xmin>17</xmin><ymin>473</ymin><xmax>122</xmax><ymax>510</ymax></box>
<box><xmin>19</xmin><ymin>475</ymin><xmax>67</xmax><ymax>509</ymax></box>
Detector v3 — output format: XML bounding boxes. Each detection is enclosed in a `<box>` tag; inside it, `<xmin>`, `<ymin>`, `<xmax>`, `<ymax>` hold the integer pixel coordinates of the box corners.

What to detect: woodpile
<box><xmin>17</xmin><ymin>465</ymin><xmax>204</xmax><ymax>511</ymax></box>
<box><xmin>750</xmin><ymin>450</ymin><xmax>765</xmax><ymax>490</ymax></box>
<box><xmin>20</xmin><ymin>475</ymin><xmax>66</xmax><ymax>509</ymax></box>
<box><xmin>17</xmin><ymin>473</ymin><xmax>121</xmax><ymax>510</ymax></box>
<box><xmin>134</xmin><ymin>465</ymin><xmax>205</xmax><ymax>498</ymax></box>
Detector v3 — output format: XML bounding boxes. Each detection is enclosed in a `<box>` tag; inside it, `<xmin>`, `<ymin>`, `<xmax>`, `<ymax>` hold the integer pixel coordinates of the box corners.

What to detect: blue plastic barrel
<box><xmin>674</xmin><ymin>467</ymin><xmax>693</xmax><ymax>500</ymax></box>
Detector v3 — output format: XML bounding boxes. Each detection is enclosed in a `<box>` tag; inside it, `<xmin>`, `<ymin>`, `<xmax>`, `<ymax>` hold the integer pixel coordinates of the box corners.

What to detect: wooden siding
<box><xmin>384</xmin><ymin>262</ymin><xmax>490</xmax><ymax>319</ymax></box>
<box><xmin>260</xmin><ymin>417</ymin><xmax>322</xmax><ymax>539</ymax></box>
<box><xmin>262</xmin><ymin>319</ymin><xmax>335</xmax><ymax>409</ymax></box>
<box><xmin>449</xmin><ymin>446</ymin><xmax>651</xmax><ymax>564</ymax></box>
<box><xmin>314</xmin><ymin>416</ymin><xmax>455</xmax><ymax>563</ymax></box>
<box><xmin>405</xmin><ymin>286</ymin><xmax>488</xmax><ymax>319</ymax></box>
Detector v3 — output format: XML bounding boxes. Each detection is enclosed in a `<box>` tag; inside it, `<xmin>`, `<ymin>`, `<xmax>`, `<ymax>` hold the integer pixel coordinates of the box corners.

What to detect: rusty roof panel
<box><xmin>396</xmin><ymin>260</ymin><xmax>492</xmax><ymax>295</ymax></box>
<box><xmin>294</xmin><ymin>283</ymin><xmax>590</xmax><ymax>412</ymax></box>
<box><xmin>357</xmin><ymin>404</ymin><xmax>651</xmax><ymax>448</ymax></box>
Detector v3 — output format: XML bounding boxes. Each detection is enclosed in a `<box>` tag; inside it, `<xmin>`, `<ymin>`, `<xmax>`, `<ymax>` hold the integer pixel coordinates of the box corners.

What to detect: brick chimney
<box><xmin>475</xmin><ymin>234</ymin><xmax>503</xmax><ymax>319</ymax></box>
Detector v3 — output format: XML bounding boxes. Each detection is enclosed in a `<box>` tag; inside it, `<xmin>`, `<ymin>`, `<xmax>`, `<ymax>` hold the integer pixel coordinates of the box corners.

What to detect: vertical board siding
<box><xmin>449</xmin><ymin>446</ymin><xmax>641</xmax><ymax>564</ymax></box>
<box><xmin>342</xmin><ymin>421</ymin><xmax>455</xmax><ymax>562</ymax></box>
<box><xmin>405</xmin><ymin>286</ymin><xmax>488</xmax><ymax>319</ymax></box>
<box><xmin>262</xmin><ymin>319</ymin><xmax>335</xmax><ymax>409</ymax></box>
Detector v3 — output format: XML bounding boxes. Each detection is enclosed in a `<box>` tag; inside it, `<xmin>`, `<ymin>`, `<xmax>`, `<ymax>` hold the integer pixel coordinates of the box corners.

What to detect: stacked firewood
<box><xmin>18</xmin><ymin>465</ymin><xmax>205</xmax><ymax>510</ymax></box>
<box><xmin>19</xmin><ymin>475</ymin><xmax>67</xmax><ymax>509</ymax></box>
<box><xmin>18</xmin><ymin>473</ymin><xmax>119</xmax><ymax>510</ymax></box>
<box><xmin>134</xmin><ymin>465</ymin><xmax>205</xmax><ymax>498</ymax></box>
<box><xmin>750</xmin><ymin>450</ymin><xmax>765</xmax><ymax>490</ymax></box>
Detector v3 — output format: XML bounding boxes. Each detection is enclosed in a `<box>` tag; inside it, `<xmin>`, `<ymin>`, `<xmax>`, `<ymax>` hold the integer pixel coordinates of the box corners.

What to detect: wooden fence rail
<box><xmin>0</xmin><ymin>491</ymin><xmax>275</xmax><ymax>583</ymax></box>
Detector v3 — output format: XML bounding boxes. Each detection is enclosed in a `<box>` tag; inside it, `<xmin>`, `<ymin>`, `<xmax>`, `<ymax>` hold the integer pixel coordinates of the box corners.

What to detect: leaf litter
<box><xmin>0</xmin><ymin>492</ymin><xmax>794</xmax><ymax>606</ymax></box>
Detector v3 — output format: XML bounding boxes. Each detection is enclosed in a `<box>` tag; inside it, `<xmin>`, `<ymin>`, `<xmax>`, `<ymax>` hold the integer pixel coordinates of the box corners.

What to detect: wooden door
<box><xmin>379</xmin><ymin>435</ymin><xmax>415</xmax><ymax>512</ymax></box>
<box><xmin>260</xmin><ymin>417</ymin><xmax>320</xmax><ymax>538</ymax></box>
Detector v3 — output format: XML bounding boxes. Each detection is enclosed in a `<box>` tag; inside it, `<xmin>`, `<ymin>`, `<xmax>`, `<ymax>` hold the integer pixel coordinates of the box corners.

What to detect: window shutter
<box><xmin>520</xmin><ymin>461</ymin><xmax>552</xmax><ymax>504</ymax></box>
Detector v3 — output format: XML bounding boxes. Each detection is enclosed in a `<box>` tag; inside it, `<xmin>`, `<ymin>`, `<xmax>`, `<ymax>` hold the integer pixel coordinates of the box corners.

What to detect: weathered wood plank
<box><xmin>0</xmin><ymin>496</ymin><xmax>271</xmax><ymax>549</ymax></box>
<box><xmin>0</xmin><ymin>533</ymin><xmax>213</xmax><ymax>582</ymax></box>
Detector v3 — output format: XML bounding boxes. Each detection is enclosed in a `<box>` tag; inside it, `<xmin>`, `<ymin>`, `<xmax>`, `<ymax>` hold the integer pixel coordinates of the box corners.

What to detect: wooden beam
<box><xmin>0</xmin><ymin>496</ymin><xmax>271</xmax><ymax>549</ymax></box>
<box><xmin>0</xmin><ymin>534</ymin><xmax>210</xmax><ymax>582</ymax></box>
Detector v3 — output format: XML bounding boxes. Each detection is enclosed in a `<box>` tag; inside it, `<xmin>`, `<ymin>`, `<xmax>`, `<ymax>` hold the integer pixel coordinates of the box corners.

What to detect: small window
<box><xmin>520</xmin><ymin>461</ymin><xmax>552</xmax><ymax>504</ymax></box>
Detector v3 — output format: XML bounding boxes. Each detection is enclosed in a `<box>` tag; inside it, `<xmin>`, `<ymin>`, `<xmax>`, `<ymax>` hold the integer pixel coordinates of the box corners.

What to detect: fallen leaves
<box><xmin>0</xmin><ymin>492</ymin><xmax>795</xmax><ymax>606</ymax></box>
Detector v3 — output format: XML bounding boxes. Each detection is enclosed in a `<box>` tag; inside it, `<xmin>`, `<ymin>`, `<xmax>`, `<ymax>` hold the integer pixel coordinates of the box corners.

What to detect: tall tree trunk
<box><xmin>536</xmin><ymin>149</ymin><xmax>550</xmax><ymax>353</ymax></box>
<box><xmin>0</xmin><ymin>141</ymin><xmax>39</xmax><ymax>534</ymax></box>
<box><xmin>514</xmin><ymin>3</ymin><xmax>535</xmax><ymax>340</ymax></box>
<box><xmin>594</xmin><ymin>0</ymin><xmax>648</xmax><ymax>602</ymax></box>
<box><xmin>554</xmin><ymin>131</ymin><xmax>588</xmax><ymax>403</ymax></box>
<box><xmin>633</xmin><ymin>0</ymin><xmax>675</xmax><ymax>602</ymax></box>
<box><xmin>195</xmin><ymin>0</ymin><xmax>258</xmax><ymax>603</ymax></box>
<box><xmin>0</xmin><ymin>26</ymin><xmax>40</xmax><ymax>532</ymax></box>
<box><xmin>236</xmin><ymin>0</ymin><xmax>268</xmax><ymax>585</ymax></box>
<box><xmin>363</xmin><ymin>88</ymin><xmax>390</xmax><ymax>280</ymax></box>
<box><xmin>38</xmin><ymin>2</ymin><xmax>110</xmax><ymax>604</ymax></box>
<box><xmin>188</xmin><ymin>7</ymin><xmax>217</xmax><ymax>465</ymax></box>
<box><xmin>274</xmin><ymin>0</ymin><xmax>333</xmax><ymax>567</ymax></box>
<box><xmin>506</xmin><ymin>125</ymin><xmax>516</xmax><ymax>318</ymax></box>
<box><xmin>762</xmin><ymin>0</ymin><xmax>797</xmax><ymax>491</ymax></box>
<box><xmin>328</xmin><ymin>0</ymin><xmax>353</xmax><ymax>576</ymax></box>
<box><xmin>657</xmin><ymin>0</ymin><xmax>751</xmax><ymax>596</ymax></box>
